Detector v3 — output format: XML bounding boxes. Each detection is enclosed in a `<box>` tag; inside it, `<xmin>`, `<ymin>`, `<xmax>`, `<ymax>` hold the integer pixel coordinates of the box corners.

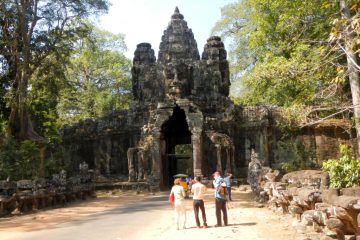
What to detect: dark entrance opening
<box><xmin>161</xmin><ymin>106</ymin><xmax>192</xmax><ymax>188</ymax></box>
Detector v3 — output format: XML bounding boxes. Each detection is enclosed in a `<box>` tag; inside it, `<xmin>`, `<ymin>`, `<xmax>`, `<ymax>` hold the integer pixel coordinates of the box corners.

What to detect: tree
<box><xmin>57</xmin><ymin>25</ymin><xmax>131</xmax><ymax>124</ymax></box>
<box><xmin>0</xmin><ymin>0</ymin><xmax>109</xmax><ymax>140</ymax></box>
<box><xmin>333</xmin><ymin>0</ymin><xmax>360</xmax><ymax>153</ymax></box>
<box><xmin>213</xmin><ymin>0</ymin><xmax>360</xmax><ymax>138</ymax></box>
<box><xmin>213</xmin><ymin>0</ymin><xmax>340</xmax><ymax>108</ymax></box>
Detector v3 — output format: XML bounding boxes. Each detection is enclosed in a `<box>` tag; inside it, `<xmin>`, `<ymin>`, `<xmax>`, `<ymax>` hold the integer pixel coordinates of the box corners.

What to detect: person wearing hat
<box><xmin>213</xmin><ymin>171</ymin><xmax>228</xmax><ymax>227</ymax></box>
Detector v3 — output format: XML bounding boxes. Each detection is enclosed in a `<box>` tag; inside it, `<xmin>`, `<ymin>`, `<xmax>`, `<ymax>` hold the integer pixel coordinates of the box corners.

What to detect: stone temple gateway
<box><xmin>60</xmin><ymin>8</ymin><xmax>356</xmax><ymax>189</ymax></box>
<box><xmin>127</xmin><ymin>7</ymin><xmax>235</xmax><ymax>187</ymax></box>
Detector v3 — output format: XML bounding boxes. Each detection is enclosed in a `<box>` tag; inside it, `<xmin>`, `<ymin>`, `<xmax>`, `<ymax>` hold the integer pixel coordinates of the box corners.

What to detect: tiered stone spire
<box><xmin>202</xmin><ymin>36</ymin><xmax>227</xmax><ymax>61</ymax></box>
<box><xmin>202</xmin><ymin>36</ymin><xmax>230</xmax><ymax>97</ymax></box>
<box><xmin>133</xmin><ymin>43</ymin><xmax>156</xmax><ymax>65</ymax></box>
<box><xmin>158</xmin><ymin>7</ymin><xmax>200</xmax><ymax>63</ymax></box>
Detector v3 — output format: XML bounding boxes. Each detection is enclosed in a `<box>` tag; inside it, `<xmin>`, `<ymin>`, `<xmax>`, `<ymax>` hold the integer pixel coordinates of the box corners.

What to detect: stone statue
<box><xmin>247</xmin><ymin>149</ymin><xmax>262</xmax><ymax>192</ymax></box>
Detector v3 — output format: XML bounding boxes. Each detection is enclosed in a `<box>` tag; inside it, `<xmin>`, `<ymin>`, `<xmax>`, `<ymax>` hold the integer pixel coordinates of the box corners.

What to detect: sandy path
<box><xmin>0</xmin><ymin>188</ymin><xmax>320</xmax><ymax>240</ymax></box>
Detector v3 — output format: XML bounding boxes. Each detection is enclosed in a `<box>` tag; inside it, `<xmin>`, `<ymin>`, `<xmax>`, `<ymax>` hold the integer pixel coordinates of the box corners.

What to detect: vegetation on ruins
<box><xmin>1</xmin><ymin>0</ymin><xmax>360</xmax><ymax>180</ymax></box>
<box><xmin>0</xmin><ymin>0</ymin><xmax>131</xmax><ymax>180</ymax></box>
<box><xmin>323</xmin><ymin>144</ymin><xmax>360</xmax><ymax>188</ymax></box>
<box><xmin>214</xmin><ymin>0</ymin><xmax>360</xmax><ymax>153</ymax></box>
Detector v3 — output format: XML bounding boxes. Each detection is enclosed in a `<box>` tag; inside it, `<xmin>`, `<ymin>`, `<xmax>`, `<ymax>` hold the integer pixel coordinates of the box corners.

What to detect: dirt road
<box><xmin>0</xmin><ymin>187</ymin><xmax>321</xmax><ymax>240</ymax></box>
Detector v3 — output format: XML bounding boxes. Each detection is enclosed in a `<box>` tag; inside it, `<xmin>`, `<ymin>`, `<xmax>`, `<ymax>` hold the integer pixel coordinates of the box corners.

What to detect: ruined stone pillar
<box><xmin>39</xmin><ymin>143</ymin><xmax>46</xmax><ymax>178</ymax></box>
<box><xmin>231</xmin><ymin>145</ymin><xmax>236</xmax><ymax>174</ymax></box>
<box><xmin>192</xmin><ymin>130</ymin><xmax>203</xmax><ymax>177</ymax></box>
<box><xmin>215</xmin><ymin>144</ymin><xmax>222</xmax><ymax>171</ymax></box>
<box><xmin>225</xmin><ymin>147</ymin><xmax>231</xmax><ymax>173</ymax></box>
<box><xmin>127</xmin><ymin>147</ymin><xmax>137</xmax><ymax>182</ymax></box>
<box><xmin>263</xmin><ymin>127</ymin><xmax>270</xmax><ymax>166</ymax></box>
<box><xmin>151</xmin><ymin>131</ymin><xmax>162</xmax><ymax>183</ymax></box>
<box><xmin>105</xmin><ymin>138</ymin><xmax>112</xmax><ymax>175</ymax></box>
<box><xmin>137</xmin><ymin>149</ymin><xmax>146</xmax><ymax>181</ymax></box>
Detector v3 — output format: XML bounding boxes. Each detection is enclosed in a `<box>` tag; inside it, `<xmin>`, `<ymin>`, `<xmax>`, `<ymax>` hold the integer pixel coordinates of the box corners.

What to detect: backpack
<box><xmin>217</xmin><ymin>181</ymin><xmax>227</xmax><ymax>198</ymax></box>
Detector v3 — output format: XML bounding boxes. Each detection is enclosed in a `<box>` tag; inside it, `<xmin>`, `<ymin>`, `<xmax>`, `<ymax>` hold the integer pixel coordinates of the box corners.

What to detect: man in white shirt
<box><xmin>191</xmin><ymin>176</ymin><xmax>208</xmax><ymax>228</ymax></box>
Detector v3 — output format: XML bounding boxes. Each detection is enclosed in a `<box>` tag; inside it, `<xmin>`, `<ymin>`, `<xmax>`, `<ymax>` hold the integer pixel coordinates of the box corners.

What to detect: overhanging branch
<box><xmin>300</xmin><ymin>106</ymin><xmax>354</xmax><ymax>127</ymax></box>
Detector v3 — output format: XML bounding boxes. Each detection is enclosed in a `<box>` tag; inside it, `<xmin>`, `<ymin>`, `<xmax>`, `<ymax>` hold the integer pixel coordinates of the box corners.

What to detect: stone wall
<box><xmin>60</xmin><ymin>103</ymin><xmax>356</xmax><ymax>181</ymax></box>
<box><xmin>60</xmin><ymin>110</ymin><xmax>142</xmax><ymax>176</ymax></box>
<box><xmin>59</xmin><ymin>8</ymin><xmax>357</xmax><ymax>188</ymax></box>
<box><xmin>302</xmin><ymin>119</ymin><xmax>357</xmax><ymax>164</ymax></box>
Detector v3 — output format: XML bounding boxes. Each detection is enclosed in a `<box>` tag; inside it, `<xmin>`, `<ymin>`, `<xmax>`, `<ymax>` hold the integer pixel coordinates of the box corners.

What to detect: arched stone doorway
<box><xmin>161</xmin><ymin>106</ymin><xmax>192</xmax><ymax>188</ymax></box>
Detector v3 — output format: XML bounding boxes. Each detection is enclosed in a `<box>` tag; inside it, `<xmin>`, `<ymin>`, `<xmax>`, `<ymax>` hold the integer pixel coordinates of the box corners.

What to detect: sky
<box><xmin>99</xmin><ymin>0</ymin><xmax>236</xmax><ymax>59</ymax></box>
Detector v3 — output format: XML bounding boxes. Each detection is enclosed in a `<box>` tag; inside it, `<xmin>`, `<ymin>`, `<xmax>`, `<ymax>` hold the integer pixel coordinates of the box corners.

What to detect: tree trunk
<box><xmin>340</xmin><ymin>0</ymin><xmax>360</xmax><ymax>154</ymax></box>
<box><xmin>7</xmin><ymin>0</ymin><xmax>42</xmax><ymax>141</ymax></box>
<box><xmin>8</xmin><ymin>69</ymin><xmax>39</xmax><ymax>140</ymax></box>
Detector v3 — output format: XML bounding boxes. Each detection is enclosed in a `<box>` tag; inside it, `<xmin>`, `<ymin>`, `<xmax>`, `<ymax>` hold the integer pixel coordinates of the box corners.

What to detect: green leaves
<box><xmin>237</xmin><ymin>44</ymin><xmax>335</xmax><ymax>107</ymax></box>
<box><xmin>0</xmin><ymin>0</ymin><xmax>123</xmax><ymax>177</ymax></box>
<box><xmin>0</xmin><ymin>0</ymin><xmax>111</xmax><ymax>139</ymax></box>
<box><xmin>57</xmin><ymin>24</ymin><xmax>131</xmax><ymax>124</ymax></box>
<box><xmin>0</xmin><ymin>139</ymin><xmax>39</xmax><ymax>180</ymax></box>
<box><xmin>323</xmin><ymin>144</ymin><xmax>360</xmax><ymax>188</ymax></box>
<box><xmin>213</xmin><ymin>0</ymin><xmax>339</xmax><ymax>109</ymax></box>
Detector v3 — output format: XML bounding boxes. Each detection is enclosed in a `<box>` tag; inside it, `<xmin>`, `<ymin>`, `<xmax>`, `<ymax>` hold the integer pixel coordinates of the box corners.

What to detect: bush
<box><xmin>0</xmin><ymin>138</ymin><xmax>40</xmax><ymax>179</ymax></box>
<box><xmin>17</xmin><ymin>140</ymin><xmax>41</xmax><ymax>178</ymax></box>
<box><xmin>0</xmin><ymin>122</ymin><xmax>64</xmax><ymax>180</ymax></box>
<box><xmin>0</xmin><ymin>114</ymin><xmax>66</xmax><ymax>180</ymax></box>
<box><xmin>322</xmin><ymin>144</ymin><xmax>360</xmax><ymax>188</ymax></box>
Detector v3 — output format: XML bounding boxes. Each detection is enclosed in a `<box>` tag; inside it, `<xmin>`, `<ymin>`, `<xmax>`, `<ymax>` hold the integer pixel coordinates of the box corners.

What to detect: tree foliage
<box><xmin>57</xmin><ymin>25</ymin><xmax>132</xmax><ymax>124</ymax></box>
<box><xmin>0</xmin><ymin>0</ymin><xmax>109</xmax><ymax>140</ymax></box>
<box><xmin>0</xmin><ymin>0</ymin><xmax>132</xmax><ymax>179</ymax></box>
<box><xmin>327</xmin><ymin>0</ymin><xmax>360</xmax><ymax>154</ymax></box>
<box><xmin>323</xmin><ymin>144</ymin><xmax>360</xmax><ymax>188</ymax></box>
<box><xmin>213</xmin><ymin>0</ymin><xmax>341</xmax><ymax>109</ymax></box>
<box><xmin>239</xmin><ymin>44</ymin><xmax>336</xmax><ymax>107</ymax></box>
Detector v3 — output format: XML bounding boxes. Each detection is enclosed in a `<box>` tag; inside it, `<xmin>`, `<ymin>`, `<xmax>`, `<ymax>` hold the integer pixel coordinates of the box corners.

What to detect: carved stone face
<box><xmin>164</xmin><ymin>63</ymin><xmax>191</xmax><ymax>99</ymax></box>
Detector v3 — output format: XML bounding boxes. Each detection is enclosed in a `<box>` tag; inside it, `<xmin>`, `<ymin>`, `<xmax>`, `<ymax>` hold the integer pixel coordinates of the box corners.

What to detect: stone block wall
<box><xmin>59</xmin><ymin>8</ymin><xmax>358</xmax><ymax>185</ymax></box>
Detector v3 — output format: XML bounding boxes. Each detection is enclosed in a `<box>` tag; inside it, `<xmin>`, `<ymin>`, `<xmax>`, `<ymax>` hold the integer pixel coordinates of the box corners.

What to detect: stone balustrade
<box><xmin>0</xmin><ymin>170</ymin><xmax>95</xmax><ymax>217</ymax></box>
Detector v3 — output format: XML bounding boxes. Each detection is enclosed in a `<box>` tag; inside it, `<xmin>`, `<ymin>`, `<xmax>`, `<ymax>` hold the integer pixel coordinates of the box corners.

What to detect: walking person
<box><xmin>191</xmin><ymin>176</ymin><xmax>208</xmax><ymax>228</ymax></box>
<box><xmin>213</xmin><ymin>171</ymin><xmax>228</xmax><ymax>227</ymax></box>
<box><xmin>170</xmin><ymin>178</ymin><xmax>187</xmax><ymax>230</ymax></box>
<box><xmin>224</xmin><ymin>172</ymin><xmax>233</xmax><ymax>201</ymax></box>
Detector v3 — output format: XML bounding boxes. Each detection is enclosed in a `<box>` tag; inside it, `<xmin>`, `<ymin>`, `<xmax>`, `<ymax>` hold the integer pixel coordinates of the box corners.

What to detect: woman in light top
<box><xmin>170</xmin><ymin>178</ymin><xmax>187</xmax><ymax>230</ymax></box>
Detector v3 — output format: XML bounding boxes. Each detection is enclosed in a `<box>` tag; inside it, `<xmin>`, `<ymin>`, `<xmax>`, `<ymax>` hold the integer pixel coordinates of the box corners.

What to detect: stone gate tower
<box><xmin>60</xmin><ymin>7</ymin><xmax>355</xmax><ymax>190</ymax></box>
<box><xmin>127</xmin><ymin>7</ymin><xmax>235</xmax><ymax>187</ymax></box>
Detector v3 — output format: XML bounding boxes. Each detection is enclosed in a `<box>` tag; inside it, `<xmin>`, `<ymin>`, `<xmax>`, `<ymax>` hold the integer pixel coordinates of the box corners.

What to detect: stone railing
<box><xmin>255</xmin><ymin>170</ymin><xmax>360</xmax><ymax>240</ymax></box>
<box><xmin>0</xmin><ymin>170</ymin><xmax>95</xmax><ymax>217</ymax></box>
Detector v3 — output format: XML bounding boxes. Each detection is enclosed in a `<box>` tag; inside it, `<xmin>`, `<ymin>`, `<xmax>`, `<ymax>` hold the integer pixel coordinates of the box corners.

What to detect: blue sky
<box><xmin>99</xmin><ymin>0</ymin><xmax>235</xmax><ymax>59</ymax></box>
